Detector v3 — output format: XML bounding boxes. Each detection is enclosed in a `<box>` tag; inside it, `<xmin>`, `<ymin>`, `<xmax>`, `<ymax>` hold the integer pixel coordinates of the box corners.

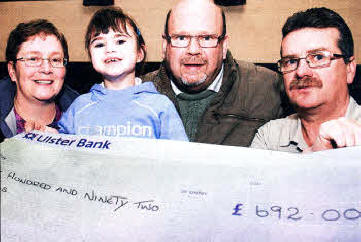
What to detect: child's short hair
<box><xmin>85</xmin><ymin>7</ymin><xmax>146</xmax><ymax>74</ymax></box>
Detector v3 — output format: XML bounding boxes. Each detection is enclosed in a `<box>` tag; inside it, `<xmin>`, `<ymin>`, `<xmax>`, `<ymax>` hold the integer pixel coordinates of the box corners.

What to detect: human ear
<box><xmin>346</xmin><ymin>56</ymin><xmax>356</xmax><ymax>84</ymax></box>
<box><xmin>136</xmin><ymin>45</ymin><xmax>146</xmax><ymax>63</ymax></box>
<box><xmin>7</xmin><ymin>61</ymin><xmax>17</xmax><ymax>82</ymax></box>
<box><xmin>161</xmin><ymin>35</ymin><xmax>168</xmax><ymax>60</ymax></box>
<box><xmin>221</xmin><ymin>35</ymin><xmax>229</xmax><ymax>60</ymax></box>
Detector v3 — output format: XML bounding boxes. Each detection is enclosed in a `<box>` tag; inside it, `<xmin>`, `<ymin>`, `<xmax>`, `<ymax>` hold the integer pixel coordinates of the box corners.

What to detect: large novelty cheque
<box><xmin>1</xmin><ymin>132</ymin><xmax>360</xmax><ymax>241</ymax></box>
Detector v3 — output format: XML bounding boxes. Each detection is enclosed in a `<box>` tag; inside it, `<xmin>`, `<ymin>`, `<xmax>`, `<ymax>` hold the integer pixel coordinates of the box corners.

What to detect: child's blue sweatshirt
<box><xmin>58</xmin><ymin>81</ymin><xmax>188</xmax><ymax>141</ymax></box>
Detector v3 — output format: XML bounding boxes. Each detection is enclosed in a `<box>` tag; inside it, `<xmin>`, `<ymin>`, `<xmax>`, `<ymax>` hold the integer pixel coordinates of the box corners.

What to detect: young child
<box><xmin>57</xmin><ymin>7</ymin><xmax>188</xmax><ymax>140</ymax></box>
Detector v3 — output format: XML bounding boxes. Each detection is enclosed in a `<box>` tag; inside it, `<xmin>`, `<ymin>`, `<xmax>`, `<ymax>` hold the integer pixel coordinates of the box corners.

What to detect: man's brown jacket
<box><xmin>142</xmin><ymin>51</ymin><xmax>285</xmax><ymax>147</ymax></box>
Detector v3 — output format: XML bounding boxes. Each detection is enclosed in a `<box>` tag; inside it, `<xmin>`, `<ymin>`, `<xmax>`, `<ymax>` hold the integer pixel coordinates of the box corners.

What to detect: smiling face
<box><xmin>8</xmin><ymin>34</ymin><xmax>66</xmax><ymax>104</ymax></box>
<box><xmin>89</xmin><ymin>26</ymin><xmax>144</xmax><ymax>85</ymax></box>
<box><xmin>163</xmin><ymin>0</ymin><xmax>228</xmax><ymax>92</ymax></box>
<box><xmin>281</xmin><ymin>27</ymin><xmax>356</xmax><ymax>112</ymax></box>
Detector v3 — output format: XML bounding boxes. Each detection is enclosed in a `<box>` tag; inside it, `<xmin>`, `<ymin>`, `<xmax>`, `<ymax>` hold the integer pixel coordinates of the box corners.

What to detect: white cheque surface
<box><xmin>1</xmin><ymin>132</ymin><xmax>360</xmax><ymax>242</ymax></box>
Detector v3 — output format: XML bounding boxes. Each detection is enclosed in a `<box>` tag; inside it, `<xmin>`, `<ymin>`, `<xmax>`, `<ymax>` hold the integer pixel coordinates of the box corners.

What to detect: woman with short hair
<box><xmin>0</xmin><ymin>19</ymin><xmax>78</xmax><ymax>142</ymax></box>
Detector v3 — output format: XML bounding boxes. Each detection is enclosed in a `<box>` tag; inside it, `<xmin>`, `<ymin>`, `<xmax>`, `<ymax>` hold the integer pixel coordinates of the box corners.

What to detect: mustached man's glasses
<box><xmin>15</xmin><ymin>56</ymin><xmax>67</xmax><ymax>68</ymax></box>
<box><xmin>277</xmin><ymin>50</ymin><xmax>347</xmax><ymax>74</ymax></box>
<box><xmin>165</xmin><ymin>34</ymin><xmax>225</xmax><ymax>48</ymax></box>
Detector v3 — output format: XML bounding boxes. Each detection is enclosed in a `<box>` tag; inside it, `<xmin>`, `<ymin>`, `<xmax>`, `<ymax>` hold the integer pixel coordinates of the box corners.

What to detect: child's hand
<box><xmin>24</xmin><ymin>121</ymin><xmax>59</xmax><ymax>134</ymax></box>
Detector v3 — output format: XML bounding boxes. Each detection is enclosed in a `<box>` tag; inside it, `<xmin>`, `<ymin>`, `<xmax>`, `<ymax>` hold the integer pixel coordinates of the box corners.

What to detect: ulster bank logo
<box><xmin>23</xmin><ymin>132</ymin><xmax>38</xmax><ymax>140</ymax></box>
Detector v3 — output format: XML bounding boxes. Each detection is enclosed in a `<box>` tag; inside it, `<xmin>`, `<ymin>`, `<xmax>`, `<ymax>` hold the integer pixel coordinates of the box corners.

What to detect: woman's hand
<box><xmin>24</xmin><ymin>121</ymin><xmax>59</xmax><ymax>134</ymax></box>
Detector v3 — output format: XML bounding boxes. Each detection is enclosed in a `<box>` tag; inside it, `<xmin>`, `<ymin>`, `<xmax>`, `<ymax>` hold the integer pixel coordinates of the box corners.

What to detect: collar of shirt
<box><xmin>345</xmin><ymin>96</ymin><xmax>360</xmax><ymax>119</ymax></box>
<box><xmin>171</xmin><ymin>64</ymin><xmax>224</xmax><ymax>96</ymax></box>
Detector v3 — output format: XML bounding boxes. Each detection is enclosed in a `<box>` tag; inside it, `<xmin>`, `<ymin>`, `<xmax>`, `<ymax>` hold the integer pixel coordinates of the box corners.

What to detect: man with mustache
<box><xmin>251</xmin><ymin>7</ymin><xmax>361</xmax><ymax>152</ymax></box>
<box><xmin>142</xmin><ymin>0</ymin><xmax>284</xmax><ymax>146</ymax></box>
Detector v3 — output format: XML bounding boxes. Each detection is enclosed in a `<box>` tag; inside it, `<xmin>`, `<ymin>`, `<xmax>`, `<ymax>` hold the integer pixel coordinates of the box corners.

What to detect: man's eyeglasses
<box><xmin>165</xmin><ymin>34</ymin><xmax>225</xmax><ymax>48</ymax></box>
<box><xmin>277</xmin><ymin>51</ymin><xmax>347</xmax><ymax>74</ymax></box>
<box><xmin>15</xmin><ymin>56</ymin><xmax>68</xmax><ymax>68</ymax></box>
